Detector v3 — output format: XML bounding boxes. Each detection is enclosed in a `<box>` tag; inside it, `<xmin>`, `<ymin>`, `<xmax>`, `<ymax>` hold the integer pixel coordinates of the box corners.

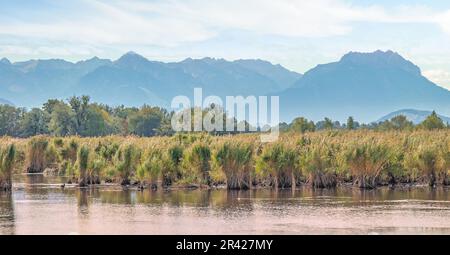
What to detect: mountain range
<box><xmin>1</xmin><ymin>50</ymin><xmax>450</xmax><ymax>123</ymax></box>
<box><xmin>0</xmin><ymin>52</ymin><xmax>301</xmax><ymax>110</ymax></box>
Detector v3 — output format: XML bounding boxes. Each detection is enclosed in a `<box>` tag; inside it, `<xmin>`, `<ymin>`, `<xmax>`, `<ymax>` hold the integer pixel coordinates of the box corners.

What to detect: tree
<box><xmin>290</xmin><ymin>117</ymin><xmax>315</xmax><ymax>133</ymax></box>
<box><xmin>390</xmin><ymin>115</ymin><xmax>413</xmax><ymax>131</ymax></box>
<box><xmin>324</xmin><ymin>117</ymin><xmax>334</xmax><ymax>130</ymax></box>
<box><xmin>0</xmin><ymin>105</ymin><xmax>24</xmax><ymax>136</ymax></box>
<box><xmin>20</xmin><ymin>108</ymin><xmax>50</xmax><ymax>137</ymax></box>
<box><xmin>81</xmin><ymin>106</ymin><xmax>110</xmax><ymax>136</ymax></box>
<box><xmin>69</xmin><ymin>95</ymin><xmax>90</xmax><ymax>134</ymax></box>
<box><xmin>347</xmin><ymin>116</ymin><xmax>355</xmax><ymax>130</ymax></box>
<box><xmin>48</xmin><ymin>103</ymin><xmax>77</xmax><ymax>136</ymax></box>
<box><xmin>128</xmin><ymin>106</ymin><xmax>169</xmax><ymax>137</ymax></box>
<box><xmin>419</xmin><ymin>111</ymin><xmax>445</xmax><ymax>130</ymax></box>
<box><xmin>279</xmin><ymin>122</ymin><xmax>290</xmax><ymax>132</ymax></box>
<box><xmin>43</xmin><ymin>99</ymin><xmax>65</xmax><ymax>115</ymax></box>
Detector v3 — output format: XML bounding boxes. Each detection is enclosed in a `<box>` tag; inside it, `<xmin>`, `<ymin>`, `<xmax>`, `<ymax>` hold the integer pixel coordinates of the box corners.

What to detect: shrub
<box><xmin>215</xmin><ymin>142</ymin><xmax>254</xmax><ymax>189</ymax></box>
<box><xmin>115</xmin><ymin>144</ymin><xmax>140</xmax><ymax>185</ymax></box>
<box><xmin>299</xmin><ymin>142</ymin><xmax>337</xmax><ymax>188</ymax></box>
<box><xmin>26</xmin><ymin>137</ymin><xmax>48</xmax><ymax>173</ymax></box>
<box><xmin>344</xmin><ymin>142</ymin><xmax>393</xmax><ymax>189</ymax></box>
<box><xmin>185</xmin><ymin>142</ymin><xmax>211</xmax><ymax>185</ymax></box>
<box><xmin>137</xmin><ymin>149</ymin><xmax>163</xmax><ymax>189</ymax></box>
<box><xmin>257</xmin><ymin>143</ymin><xmax>298</xmax><ymax>188</ymax></box>
<box><xmin>164</xmin><ymin>144</ymin><xmax>184</xmax><ymax>186</ymax></box>
<box><xmin>413</xmin><ymin>145</ymin><xmax>446</xmax><ymax>186</ymax></box>
<box><xmin>0</xmin><ymin>145</ymin><xmax>16</xmax><ymax>191</ymax></box>
<box><xmin>77</xmin><ymin>146</ymin><xmax>89</xmax><ymax>187</ymax></box>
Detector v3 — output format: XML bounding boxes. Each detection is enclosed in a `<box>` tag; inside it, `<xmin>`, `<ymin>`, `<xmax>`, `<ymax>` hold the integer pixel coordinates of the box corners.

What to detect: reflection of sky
<box><xmin>1</xmin><ymin>0</ymin><xmax>450</xmax><ymax>89</ymax></box>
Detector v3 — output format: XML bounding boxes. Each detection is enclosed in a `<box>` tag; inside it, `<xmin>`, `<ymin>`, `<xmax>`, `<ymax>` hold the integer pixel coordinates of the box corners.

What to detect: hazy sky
<box><xmin>1</xmin><ymin>0</ymin><xmax>450</xmax><ymax>89</ymax></box>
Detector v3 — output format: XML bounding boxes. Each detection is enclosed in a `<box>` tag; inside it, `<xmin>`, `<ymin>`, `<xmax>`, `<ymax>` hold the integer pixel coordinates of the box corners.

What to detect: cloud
<box><xmin>1</xmin><ymin>0</ymin><xmax>449</xmax><ymax>49</ymax></box>
<box><xmin>423</xmin><ymin>69</ymin><xmax>450</xmax><ymax>90</ymax></box>
<box><xmin>435</xmin><ymin>10</ymin><xmax>450</xmax><ymax>34</ymax></box>
<box><xmin>112</xmin><ymin>0</ymin><xmax>385</xmax><ymax>38</ymax></box>
<box><xmin>0</xmin><ymin>0</ymin><xmax>215</xmax><ymax>47</ymax></box>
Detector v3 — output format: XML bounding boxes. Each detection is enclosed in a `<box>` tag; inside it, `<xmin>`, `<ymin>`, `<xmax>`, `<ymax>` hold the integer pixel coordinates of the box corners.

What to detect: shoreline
<box><xmin>10</xmin><ymin>173</ymin><xmax>449</xmax><ymax>192</ymax></box>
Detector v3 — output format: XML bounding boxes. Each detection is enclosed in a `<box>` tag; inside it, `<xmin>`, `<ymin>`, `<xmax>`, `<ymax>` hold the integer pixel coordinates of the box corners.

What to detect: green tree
<box><xmin>390</xmin><ymin>115</ymin><xmax>413</xmax><ymax>131</ymax></box>
<box><xmin>419</xmin><ymin>111</ymin><xmax>445</xmax><ymax>130</ymax></box>
<box><xmin>323</xmin><ymin>117</ymin><xmax>334</xmax><ymax>130</ymax></box>
<box><xmin>290</xmin><ymin>117</ymin><xmax>315</xmax><ymax>133</ymax></box>
<box><xmin>79</xmin><ymin>105</ymin><xmax>113</xmax><ymax>136</ymax></box>
<box><xmin>48</xmin><ymin>103</ymin><xmax>77</xmax><ymax>136</ymax></box>
<box><xmin>346</xmin><ymin>116</ymin><xmax>355</xmax><ymax>130</ymax></box>
<box><xmin>69</xmin><ymin>95</ymin><xmax>90</xmax><ymax>134</ymax></box>
<box><xmin>43</xmin><ymin>99</ymin><xmax>64</xmax><ymax>114</ymax></box>
<box><xmin>20</xmin><ymin>108</ymin><xmax>50</xmax><ymax>137</ymax></box>
<box><xmin>0</xmin><ymin>105</ymin><xmax>23</xmax><ymax>136</ymax></box>
<box><xmin>128</xmin><ymin>106</ymin><xmax>169</xmax><ymax>137</ymax></box>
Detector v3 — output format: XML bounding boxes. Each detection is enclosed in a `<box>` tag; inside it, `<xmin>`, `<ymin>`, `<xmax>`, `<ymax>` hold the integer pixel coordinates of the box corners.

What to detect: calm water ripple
<box><xmin>1</xmin><ymin>174</ymin><xmax>450</xmax><ymax>234</ymax></box>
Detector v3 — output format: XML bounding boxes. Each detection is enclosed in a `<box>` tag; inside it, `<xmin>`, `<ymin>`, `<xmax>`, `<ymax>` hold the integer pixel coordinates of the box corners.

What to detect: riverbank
<box><xmin>10</xmin><ymin>173</ymin><xmax>449</xmax><ymax>193</ymax></box>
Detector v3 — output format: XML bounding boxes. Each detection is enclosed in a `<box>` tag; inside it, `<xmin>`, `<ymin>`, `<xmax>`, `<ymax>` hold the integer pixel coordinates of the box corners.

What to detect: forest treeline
<box><xmin>1</xmin><ymin>96</ymin><xmax>449</xmax><ymax>138</ymax></box>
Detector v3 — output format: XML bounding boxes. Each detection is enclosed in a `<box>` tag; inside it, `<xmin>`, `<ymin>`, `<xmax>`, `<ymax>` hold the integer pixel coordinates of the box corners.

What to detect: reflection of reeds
<box><xmin>0</xmin><ymin>192</ymin><xmax>15</xmax><ymax>234</ymax></box>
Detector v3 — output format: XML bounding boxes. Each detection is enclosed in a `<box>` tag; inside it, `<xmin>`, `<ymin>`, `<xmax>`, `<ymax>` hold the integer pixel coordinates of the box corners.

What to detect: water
<box><xmin>1</xmin><ymin>174</ymin><xmax>450</xmax><ymax>235</ymax></box>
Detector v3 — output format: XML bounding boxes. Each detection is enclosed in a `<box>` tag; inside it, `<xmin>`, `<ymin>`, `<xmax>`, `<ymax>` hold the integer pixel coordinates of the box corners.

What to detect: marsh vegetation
<box><xmin>1</xmin><ymin>130</ymin><xmax>449</xmax><ymax>191</ymax></box>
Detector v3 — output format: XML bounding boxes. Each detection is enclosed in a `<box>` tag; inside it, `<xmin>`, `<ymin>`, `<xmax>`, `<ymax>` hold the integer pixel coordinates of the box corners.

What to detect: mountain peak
<box><xmin>124</xmin><ymin>51</ymin><xmax>139</xmax><ymax>56</ymax></box>
<box><xmin>200</xmin><ymin>57</ymin><xmax>227</xmax><ymax>64</ymax></box>
<box><xmin>340</xmin><ymin>50</ymin><xmax>421</xmax><ymax>75</ymax></box>
<box><xmin>116</xmin><ymin>51</ymin><xmax>149</xmax><ymax>65</ymax></box>
<box><xmin>0</xmin><ymin>57</ymin><xmax>11</xmax><ymax>65</ymax></box>
<box><xmin>89</xmin><ymin>56</ymin><xmax>100</xmax><ymax>61</ymax></box>
<box><xmin>341</xmin><ymin>50</ymin><xmax>402</xmax><ymax>63</ymax></box>
<box><xmin>119</xmin><ymin>51</ymin><xmax>146</xmax><ymax>59</ymax></box>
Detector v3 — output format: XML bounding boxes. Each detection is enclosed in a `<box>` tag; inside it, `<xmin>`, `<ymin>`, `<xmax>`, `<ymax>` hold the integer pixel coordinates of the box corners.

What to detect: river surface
<box><xmin>1</xmin><ymin>174</ymin><xmax>450</xmax><ymax>235</ymax></box>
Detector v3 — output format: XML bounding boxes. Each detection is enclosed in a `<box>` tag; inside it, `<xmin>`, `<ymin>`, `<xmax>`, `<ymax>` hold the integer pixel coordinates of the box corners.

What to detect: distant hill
<box><xmin>0</xmin><ymin>52</ymin><xmax>301</xmax><ymax>108</ymax></box>
<box><xmin>277</xmin><ymin>50</ymin><xmax>450</xmax><ymax>122</ymax></box>
<box><xmin>376</xmin><ymin>109</ymin><xmax>450</xmax><ymax>124</ymax></box>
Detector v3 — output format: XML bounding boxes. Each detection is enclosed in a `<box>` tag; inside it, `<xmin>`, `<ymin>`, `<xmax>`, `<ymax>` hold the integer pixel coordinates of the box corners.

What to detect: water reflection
<box><xmin>77</xmin><ymin>190</ymin><xmax>89</xmax><ymax>215</ymax></box>
<box><xmin>0</xmin><ymin>192</ymin><xmax>15</xmax><ymax>234</ymax></box>
<box><xmin>2</xmin><ymin>174</ymin><xmax>450</xmax><ymax>234</ymax></box>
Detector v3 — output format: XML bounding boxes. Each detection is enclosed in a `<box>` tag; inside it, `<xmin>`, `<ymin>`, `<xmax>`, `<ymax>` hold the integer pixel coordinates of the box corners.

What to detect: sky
<box><xmin>1</xmin><ymin>0</ymin><xmax>450</xmax><ymax>90</ymax></box>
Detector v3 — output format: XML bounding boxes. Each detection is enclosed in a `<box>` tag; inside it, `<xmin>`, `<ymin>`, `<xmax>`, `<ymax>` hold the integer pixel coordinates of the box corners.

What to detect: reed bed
<box><xmin>0</xmin><ymin>144</ymin><xmax>16</xmax><ymax>191</ymax></box>
<box><xmin>0</xmin><ymin>130</ymin><xmax>449</xmax><ymax>190</ymax></box>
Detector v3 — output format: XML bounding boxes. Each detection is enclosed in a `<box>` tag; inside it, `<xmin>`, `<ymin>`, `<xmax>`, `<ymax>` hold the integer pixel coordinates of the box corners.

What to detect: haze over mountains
<box><xmin>1</xmin><ymin>50</ymin><xmax>450</xmax><ymax>123</ymax></box>
<box><xmin>277</xmin><ymin>50</ymin><xmax>450</xmax><ymax>122</ymax></box>
<box><xmin>0</xmin><ymin>52</ymin><xmax>301</xmax><ymax>110</ymax></box>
